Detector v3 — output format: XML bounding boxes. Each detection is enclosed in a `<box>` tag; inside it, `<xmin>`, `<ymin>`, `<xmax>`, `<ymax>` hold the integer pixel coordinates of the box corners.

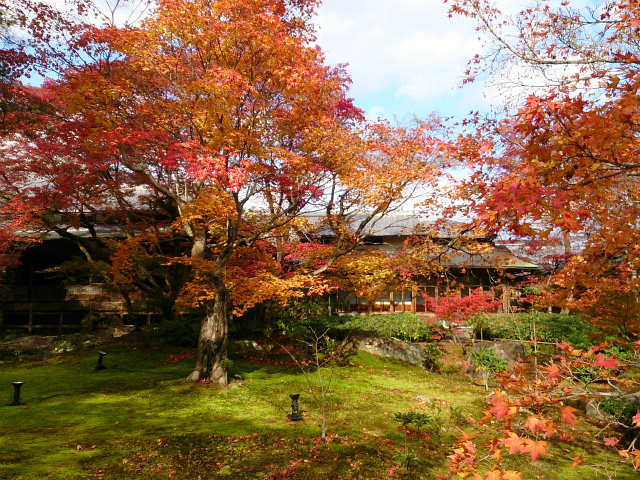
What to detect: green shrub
<box><xmin>270</xmin><ymin>297</ymin><xmax>336</xmax><ymax>341</ymax></box>
<box><xmin>270</xmin><ymin>300</ymin><xmax>443</xmax><ymax>345</ymax></box>
<box><xmin>470</xmin><ymin>312</ymin><xmax>592</xmax><ymax>348</ymax></box>
<box><xmin>600</xmin><ymin>398</ymin><xmax>640</xmax><ymax>428</ymax></box>
<box><xmin>334</xmin><ymin>313</ymin><xmax>442</xmax><ymax>343</ymax></box>
<box><xmin>219</xmin><ymin>358</ymin><xmax>234</xmax><ymax>371</ymax></box>
<box><xmin>157</xmin><ymin>316</ymin><xmax>200</xmax><ymax>347</ymax></box>
<box><xmin>469</xmin><ymin>348</ymin><xmax>509</xmax><ymax>389</ymax></box>
<box><xmin>601</xmin><ymin>344</ymin><xmax>636</xmax><ymax>362</ymax></box>
<box><xmin>394</xmin><ymin>410</ymin><xmax>434</xmax><ymax>429</ymax></box>
<box><xmin>81</xmin><ymin>312</ymin><xmax>121</xmax><ymax>332</ymax></box>
<box><xmin>423</xmin><ymin>343</ymin><xmax>445</xmax><ymax>372</ymax></box>
<box><xmin>469</xmin><ymin>348</ymin><xmax>508</xmax><ymax>373</ymax></box>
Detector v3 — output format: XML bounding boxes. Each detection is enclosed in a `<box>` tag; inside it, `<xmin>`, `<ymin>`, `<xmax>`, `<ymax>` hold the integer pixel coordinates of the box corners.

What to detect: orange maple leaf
<box><xmin>500</xmin><ymin>432</ymin><xmax>523</xmax><ymax>455</ymax></box>
<box><xmin>521</xmin><ymin>439</ymin><xmax>548</xmax><ymax>462</ymax></box>
<box><xmin>543</xmin><ymin>362</ymin><xmax>561</xmax><ymax>379</ymax></box>
<box><xmin>502</xmin><ymin>471</ymin><xmax>522</xmax><ymax>480</ymax></box>
<box><xmin>571</xmin><ymin>453</ymin><xmax>583</xmax><ymax>469</ymax></box>
<box><xmin>522</xmin><ymin>415</ymin><xmax>543</xmax><ymax>434</ymax></box>
<box><xmin>484</xmin><ymin>470</ymin><xmax>502</xmax><ymax>480</ymax></box>
<box><xmin>561</xmin><ymin>406</ymin><xmax>578</xmax><ymax>427</ymax></box>
<box><xmin>489</xmin><ymin>401</ymin><xmax>511</xmax><ymax>420</ymax></box>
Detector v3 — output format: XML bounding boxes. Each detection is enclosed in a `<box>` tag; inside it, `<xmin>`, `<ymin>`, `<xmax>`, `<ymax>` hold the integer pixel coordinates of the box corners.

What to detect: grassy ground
<box><xmin>0</xmin><ymin>336</ymin><xmax>633</xmax><ymax>479</ymax></box>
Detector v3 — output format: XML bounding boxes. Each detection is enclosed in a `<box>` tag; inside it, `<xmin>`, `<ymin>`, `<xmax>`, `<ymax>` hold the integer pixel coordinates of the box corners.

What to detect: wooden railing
<box><xmin>0</xmin><ymin>285</ymin><xmax>148</xmax><ymax>335</ymax></box>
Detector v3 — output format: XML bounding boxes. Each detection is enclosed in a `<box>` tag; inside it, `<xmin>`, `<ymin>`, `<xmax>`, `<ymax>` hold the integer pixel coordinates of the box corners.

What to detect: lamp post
<box><xmin>9</xmin><ymin>382</ymin><xmax>24</xmax><ymax>406</ymax></box>
<box><xmin>287</xmin><ymin>393</ymin><xmax>303</xmax><ymax>421</ymax></box>
<box><xmin>96</xmin><ymin>351</ymin><xmax>107</xmax><ymax>370</ymax></box>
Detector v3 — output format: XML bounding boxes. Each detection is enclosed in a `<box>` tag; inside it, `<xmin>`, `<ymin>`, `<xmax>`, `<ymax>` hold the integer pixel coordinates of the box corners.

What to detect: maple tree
<box><xmin>427</xmin><ymin>287</ymin><xmax>501</xmax><ymax>341</ymax></box>
<box><xmin>440</xmin><ymin>341</ymin><xmax>640</xmax><ymax>478</ymax></box>
<box><xmin>440</xmin><ymin>1</ymin><xmax>640</xmax><ymax>475</ymax></box>
<box><xmin>447</xmin><ymin>0</ymin><xmax>640</xmax><ymax>340</ymax></box>
<box><xmin>329</xmin><ymin>249</ymin><xmax>416</xmax><ymax>315</ymax></box>
<box><xmin>0</xmin><ymin>0</ymin><xmax>447</xmax><ymax>386</ymax></box>
<box><xmin>565</xmin><ymin>270</ymin><xmax>640</xmax><ymax>346</ymax></box>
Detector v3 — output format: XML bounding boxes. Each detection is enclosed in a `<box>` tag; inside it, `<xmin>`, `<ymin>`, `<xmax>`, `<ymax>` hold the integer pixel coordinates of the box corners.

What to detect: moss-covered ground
<box><xmin>0</xmin><ymin>337</ymin><xmax>634</xmax><ymax>479</ymax></box>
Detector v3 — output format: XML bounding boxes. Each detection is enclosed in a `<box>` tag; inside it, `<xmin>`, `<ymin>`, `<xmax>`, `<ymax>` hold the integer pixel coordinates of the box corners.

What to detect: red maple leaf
<box><xmin>632</xmin><ymin>410</ymin><xmax>640</xmax><ymax>427</ymax></box>
<box><xmin>603</xmin><ymin>437</ymin><xmax>619</xmax><ymax>447</ymax></box>
<box><xmin>593</xmin><ymin>354</ymin><xmax>618</xmax><ymax>369</ymax></box>
<box><xmin>489</xmin><ymin>398</ymin><xmax>516</xmax><ymax>420</ymax></box>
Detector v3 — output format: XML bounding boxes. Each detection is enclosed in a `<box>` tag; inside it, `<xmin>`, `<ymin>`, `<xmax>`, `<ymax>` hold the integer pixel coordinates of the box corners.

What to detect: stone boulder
<box><xmin>465</xmin><ymin>341</ymin><xmax>527</xmax><ymax>381</ymax></box>
<box><xmin>228</xmin><ymin>339</ymin><xmax>265</xmax><ymax>356</ymax></box>
<box><xmin>586</xmin><ymin>392</ymin><xmax>640</xmax><ymax>423</ymax></box>
<box><xmin>341</xmin><ymin>331</ymin><xmax>428</xmax><ymax>368</ymax></box>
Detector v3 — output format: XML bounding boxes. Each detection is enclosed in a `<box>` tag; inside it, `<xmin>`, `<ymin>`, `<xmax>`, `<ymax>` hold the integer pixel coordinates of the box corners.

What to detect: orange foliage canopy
<box><xmin>0</xmin><ymin>0</ymin><xmax>450</xmax><ymax>383</ymax></box>
<box><xmin>448</xmin><ymin>0</ymin><xmax>640</xmax><ymax>341</ymax></box>
<box><xmin>440</xmin><ymin>342</ymin><xmax>640</xmax><ymax>478</ymax></box>
<box><xmin>444</xmin><ymin>1</ymin><xmax>640</xmax><ymax>475</ymax></box>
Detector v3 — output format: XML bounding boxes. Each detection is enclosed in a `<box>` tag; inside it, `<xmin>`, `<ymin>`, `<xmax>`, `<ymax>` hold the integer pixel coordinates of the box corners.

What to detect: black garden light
<box><xmin>96</xmin><ymin>351</ymin><xmax>107</xmax><ymax>370</ymax></box>
<box><xmin>288</xmin><ymin>393</ymin><xmax>303</xmax><ymax>421</ymax></box>
<box><xmin>9</xmin><ymin>382</ymin><xmax>24</xmax><ymax>406</ymax></box>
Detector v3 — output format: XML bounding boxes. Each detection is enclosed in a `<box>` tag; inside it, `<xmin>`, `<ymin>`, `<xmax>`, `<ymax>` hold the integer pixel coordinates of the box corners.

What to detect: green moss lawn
<box><xmin>0</xmin><ymin>337</ymin><xmax>632</xmax><ymax>479</ymax></box>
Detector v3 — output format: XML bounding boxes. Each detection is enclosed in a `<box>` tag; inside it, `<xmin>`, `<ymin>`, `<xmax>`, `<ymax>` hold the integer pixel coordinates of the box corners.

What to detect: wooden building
<box><xmin>305</xmin><ymin>212</ymin><xmax>540</xmax><ymax>315</ymax></box>
<box><xmin>0</xmin><ymin>233</ymin><xmax>158</xmax><ymax>336</ymax></box>
<box><xmin>0</xmin><ymin>212</ymin><xmax>539</xmax><ymax>335</ymax></box>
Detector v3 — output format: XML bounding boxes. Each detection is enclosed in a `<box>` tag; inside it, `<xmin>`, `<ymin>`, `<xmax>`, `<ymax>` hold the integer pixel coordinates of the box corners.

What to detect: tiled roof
<box><xmin>303</xmin><ymin>212</ymin><xmax>469</xmax><ymax>237</ymax></box>
<box><xmin>444</xmin><ymin>245</ymin><xmax>540</xmax><ymax>270</ymax></box>
<box><xmin>303</xmin><ymin>212</ymin><xmax>540</xmax><ymax>271</ymax></box>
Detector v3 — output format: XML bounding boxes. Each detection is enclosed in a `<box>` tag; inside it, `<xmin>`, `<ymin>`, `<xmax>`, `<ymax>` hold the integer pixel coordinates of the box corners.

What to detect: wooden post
<box><xmin>411</xmin><ymin>288</ymin><xmax>417</xmax><ymax>313</ymax></box>
<box><xmin>390</xmin><ymin>291</ymin><xmax>395</xmax><ymax>313</ymax></box>
<box><xmin>502</xmin><ymin>286</ymin><xmax>510</xmax><ymax>313</ymax></box>
<box><xmin>58</xmin><ymin>312</ymin><xmax>64</xmax><ymax>336</ymax></box>
<box><xmin>28</xmin><ymin>303</ymin><xmax>33</xmax><ymax>335</ymax></box>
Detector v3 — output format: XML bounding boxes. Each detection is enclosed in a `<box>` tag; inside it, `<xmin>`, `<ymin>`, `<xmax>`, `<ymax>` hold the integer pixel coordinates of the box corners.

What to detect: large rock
<box><xmin>341</xmin><ymin>331</ymin><xmax>428</xmax><ymax>368</ymax></box>
<box><xmin>465</xmin><ymin>341</ymin><xmax>527</xmax><ymax>381</ymax></box>
<box><xmin>586</xmin><ymin>392</ymin><xmax>640</xmax><ymax>423</ymax></box>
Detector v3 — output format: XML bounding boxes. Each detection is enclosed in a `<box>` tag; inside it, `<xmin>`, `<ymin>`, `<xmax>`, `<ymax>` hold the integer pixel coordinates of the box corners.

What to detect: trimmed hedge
<box><xmin>470</xmin><ymin>312</ymin><xmax>592</xmax><ymax>349</ymax></box>
<box><xmin>332</xmin><ymin>313</ymin><xmax>442</xmax><ymax>343</ymax></box>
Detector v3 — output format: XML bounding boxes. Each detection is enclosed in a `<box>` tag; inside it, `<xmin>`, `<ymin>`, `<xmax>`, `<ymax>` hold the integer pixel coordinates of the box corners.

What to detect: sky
<box><xmin>313</xmin><ymin>0</ymin><xmax>599</xmax><ymax>123</ymax></box>
<box><xmin>313</xmin><ymin>0</ymin><xmax>493</xmax><ymax>123</ymax></box>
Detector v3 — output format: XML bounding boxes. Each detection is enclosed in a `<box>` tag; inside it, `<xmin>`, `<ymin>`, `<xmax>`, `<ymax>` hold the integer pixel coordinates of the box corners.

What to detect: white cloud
<box><xmin>315</xmin><ymin>0</ymin><xmax>597</xmax><ymax>121</ymax></box>
<box><xmin>315</xmin><ymin>0</ymin><xmax>484</xmax><ymax>119</ymax></box>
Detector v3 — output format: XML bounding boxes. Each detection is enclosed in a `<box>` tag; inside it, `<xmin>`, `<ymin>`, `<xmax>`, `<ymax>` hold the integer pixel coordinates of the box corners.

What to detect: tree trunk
<box><xmin>187</xmin><ymin>228</ymin><xmax>230</xmax><ymax>386</ymax></box>
<box><xmin>187</xmin><ymin>279</ymin><xmax>229</xmax><ymax>386</ymax></box>
<box><xmin>560</xmin><ymin>233</ymin><xmax>572</xmax><ymax>315</ymax></box>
